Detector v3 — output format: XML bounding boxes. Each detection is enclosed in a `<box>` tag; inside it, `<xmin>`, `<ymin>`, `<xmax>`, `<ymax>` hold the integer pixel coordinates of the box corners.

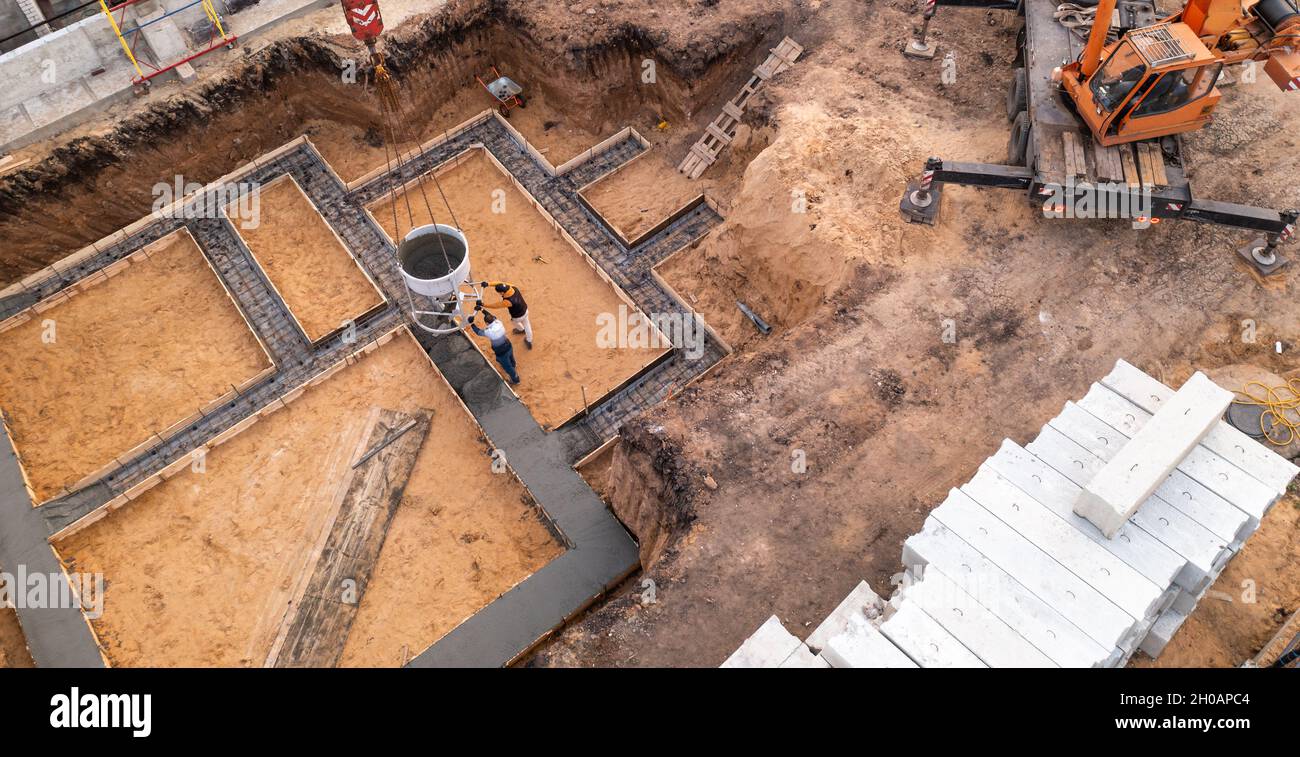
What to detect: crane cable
<box><xmin>369</xmin><ymin>48</ymin><xmax>460</xmax><ymax>282</ymax></box>
<box><xmin>1235</xmin><ymin>378</ymin><xmax>1300</xmax><ymax>447</ymax></box>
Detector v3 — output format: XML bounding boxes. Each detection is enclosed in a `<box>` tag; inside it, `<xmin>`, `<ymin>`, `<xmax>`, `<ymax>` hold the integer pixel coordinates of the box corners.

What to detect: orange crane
<box><xmin>899</xmin><ymin>0</ymin><xmax>1299</xmax><ymax>274</ymax></box>
<box><xmin>1064</xmin><ymin>0</ymin><xmax>1300</xmax><ymax>146</ymax></box>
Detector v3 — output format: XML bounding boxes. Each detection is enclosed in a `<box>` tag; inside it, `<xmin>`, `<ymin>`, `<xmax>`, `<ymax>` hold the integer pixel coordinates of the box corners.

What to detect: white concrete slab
<box><xmin>879</xmin><ymin>602</ymin><xmax>986</xmax><ymax>667</ymax></box>
<box><xmin>820</xmin><ymin>612</ymin><xmax>917</xmax><ymax>668</ymax></box>
<box><xmin>902</xmin><ymin>568</ymin><xmax>1057</xmax><ymax>667</ymax></box>
<box><xmin>930</xmin><ymin>489</ymin><xmax>1137</xmax><ymax>650</ymax></box>
<box><xmin>984</xmin><ymin>440</ymin><xmax>1184</xmax><ymax>588</ymax></box>
<box><xmin>904</xmin><ymin>525</ymin><xmax>1111</xmax><ymax>667</ymax></box>
<box><xmin>778</xmin><ymin>643</ymin><xmax>831</xmax><ymax>668</ymax></box>
<box><xmin>805</xmin><ymin>580</ymin><xmax>884</xmax><ymax>653</ymax></box>
<box><xmin>1028</xmin><ymin>425</ymin><xmax>1225</xmax><ymax>587</ymax></box>
<box><xmin>1053</xmin><ymin>399</ymin><xmax>1252</xmax><ymax>543</ymax></box>
<box><xmin>961</xmin><ymin>467</ymin><xmax>1165</xmax><ymax>620</ymax></box>
<box><xmin>1076</xmin><ymin>384</ymin><xmax>1277</xmax><ymax>523</ymax></box>
<box><xmin>1101</xmin><ymin>359</ymin><xmax>1299</xmax><ymax>494</ymax></box>
<box><xmin>1139</xmin><ymin>605</ymin><xmax>1191</xmax><ymax>658</ymax></box>
<box><xmin>720</xmin><ymin>615</ymin><xmax>802</xmax><ymax>668</ymax></box>
<box><xmin>1072</xmin><ymin>373</ymin><xmax>1231</xmax><ymax>537</ymax></box>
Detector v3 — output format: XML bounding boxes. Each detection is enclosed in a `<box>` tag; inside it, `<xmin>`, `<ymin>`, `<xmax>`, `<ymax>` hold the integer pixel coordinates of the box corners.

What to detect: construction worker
<box><xmin>479</xmin><ymin>280</ymin><xmax>532</xmax><ymax>348</ymax></box>
<box><xmin>465</xmin><ymin>304</ymin><xmax>520</xmax><ymax>385</ymax></box>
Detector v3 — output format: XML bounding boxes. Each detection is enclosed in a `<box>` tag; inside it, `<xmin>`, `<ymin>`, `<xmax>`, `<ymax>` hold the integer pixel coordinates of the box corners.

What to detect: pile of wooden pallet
<box><xmin>1067</xmin><ymin>132</ymin><xmax>1169</xmax><ymax>189</ymax></box>
<box><xmin>677</xmin><ymin>37</ymin><xmax>803</xmax><ymax>180</ymax></box>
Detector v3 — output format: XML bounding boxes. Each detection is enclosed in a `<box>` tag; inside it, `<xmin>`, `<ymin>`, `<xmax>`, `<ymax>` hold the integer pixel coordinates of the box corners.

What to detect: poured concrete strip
<box><xmin>879</xmin><ymin>602</ymin><xmax>986</xmax><ymax>668</ymax></box>
<box><xmin>929</xmin><ymin>490</ymin><xmax>1137</xmax><ymax>650</ymax></box>
<box><xmin>1101</xmin><ymin>359</ymin><xmax>1299</xmax><ymax>494</ymax></box>
<box><xmin>1073</xmin><ymin>373</ymin><xmax>1232</xmax><ymax>537</ymax></box>
<box><xmin>984</xmin><ymin>441</ymin><xmax>1184</xmax><ymax>589</ymax></box>
<box><xmin>1053</xmin><ymin>399</ymin><xmax>1252</xmax><ymax>544</ymax></box>
<box><xmin>820</xmin><ymin>613</ymin><xmax>916</xmax><ymax>668</ymax></box>
<box><xmin>720</xmin><ymin>615</ymin><xmax>803</xmax><ymax>668</ymax></box>
<box><xmin>961</xmin><ymin>468</ymin><xmax>1165</xmax><ymax>620</ymax></box>
<box><xmin>407</xmin><ymin>338</ymin><xmax>637</xmax><ymax>667</ymax></box>
<box><xmin>0</xmin><ymin>428</ymin><xmax>103</xmax><ymax>667</ymax></box>
<box><xmin>1077</xmin><ymin>384</ymin><xmax>1281</xmax><ymax>524</ymax></box>
<box><xmin>900</xmin><ymin>569</ymin><xmax>1056</xmax><ymax>667</ymax></box>
<box><xmin>1028</xmin><ymin>426</ymin><xmax>1225</xmax><ymax>589</ymax></box>
<box><xmin>805</xmin><ymin>580</ymin><xmax>884</xmax><ymax>653</ymax></box>
<box><xmin>902</xmin><ymin>525</ymin><xmax>1111</xmax><ymax>667</ymax></box>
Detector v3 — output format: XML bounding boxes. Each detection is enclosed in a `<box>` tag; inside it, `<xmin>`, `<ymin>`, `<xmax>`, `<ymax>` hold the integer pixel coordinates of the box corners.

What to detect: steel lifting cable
<box><xmin>371</xmin><ymin>53</ymin><xmax>459</xmax><ymax>280</ymax></box>
<box><xmin>1236</xmin><ymin>378</ymin><xmax>1300</xmax><ymax>447</ymax></box>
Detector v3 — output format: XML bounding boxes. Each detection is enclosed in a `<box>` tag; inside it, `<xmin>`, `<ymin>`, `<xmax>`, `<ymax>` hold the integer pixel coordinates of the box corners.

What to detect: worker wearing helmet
<box><xmin>479</xmin><ymin>281</ymin><xmax>533</xmax><ymax>349</ymax></box>
<box><xmin>465</xmin><ymin>304</ymin><xmax>520</xmax><ymax>385</ymax></box>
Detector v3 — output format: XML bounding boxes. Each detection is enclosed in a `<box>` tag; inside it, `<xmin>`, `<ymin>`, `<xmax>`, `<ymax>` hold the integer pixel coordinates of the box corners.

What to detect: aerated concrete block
<box><xmin>879</xmin><ymin>603</ymin><xmax>986</xmax><ymax>667</ymax></box>
<box><xmin>930</xmin><ymin>490</ymin><xmax>1137</xmax><ymax>651</ymax></box>
<box><xmin>778</xmin><ymin>644</ymin><xmax>830</xmax><ymax>668</ymax></box>
<box><xmin>1139</xmin><ymin>605</ymin><xmax>1191</xmax><ymax>658</ymax></box>
<box><xmin>1073</xmin><ymin>373</ymin><xmax>1231</xmax><ymax>538</ymax></box>
<box><xmin>984</xmin><ymin>440</ymin><xmax>1185</xmax><ymax>590</ymax></box>
<box><xmin>720</xmin><ymin>615</ymin><xmax>802</xmax><ymax>668</ymax></box>
<box><xmin>805</xmin><ymin>580</ymin><xmax>884</xmax><ymax>653</ymax></box>
<box><xmin>1028</xmin><ymin>425</ymin><xmax>1226</xmax><ymax>590</ymax></box>
<box><xmin>1055</xmin><ymin>398</ymin><xmax>1252</xmax><ymax>543</ymax></box>
<box><xmin>961</xmin><ymin>467</ymin><xmax>1165</xmax><ymax>621</ymax></box>
<box><xmin>900</xmin><ymin>570</ymin><xmax>1055</xmax><ymax>667</ymax></box>
<box><xmin>820</xmin><ymin>613</ymin><xmax>917</xmax><ymax>668</ymax></box>
<box><xmin>903</xmin><ymin>525</ymin><xmax>1112</xmax><ymax>667</ymax></box>
<box><xmin>1100</xmin><ymin>359</ymin><xmax>1300</xmax><ymax>495</ymax></box>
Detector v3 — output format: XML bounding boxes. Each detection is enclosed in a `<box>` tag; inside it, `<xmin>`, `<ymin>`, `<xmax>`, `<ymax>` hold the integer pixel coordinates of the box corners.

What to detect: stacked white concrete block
<box><xmin>723</xmin><ymin>360</ymin><xmax>1298</xmax><ymax>668</ymax></box>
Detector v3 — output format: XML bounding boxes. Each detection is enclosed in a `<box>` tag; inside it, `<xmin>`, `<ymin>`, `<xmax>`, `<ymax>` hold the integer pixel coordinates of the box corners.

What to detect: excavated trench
<box><xmin>0</xmin><ymin>1</ymin><xmax>781</xmax><ymax>284</ymax></box>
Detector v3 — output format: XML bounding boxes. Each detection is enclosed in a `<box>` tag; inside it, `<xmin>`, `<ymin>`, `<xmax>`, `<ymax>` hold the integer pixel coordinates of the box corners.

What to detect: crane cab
<box><xmin>1065</xmin><ymin>23</ymin><xmax>1223</xmax><ymax>146</ymax></box>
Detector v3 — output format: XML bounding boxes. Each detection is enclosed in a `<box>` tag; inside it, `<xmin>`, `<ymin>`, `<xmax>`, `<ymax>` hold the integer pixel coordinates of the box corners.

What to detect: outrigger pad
<box><xmin>900</xmin><ymin>181</ymin><xmax>943</xmax><ymax>225</ymax></box>
<box><xmin>1237</xmin><ymin>237</ymin><xmax>1290</xmax><ymax>276</ymax></box>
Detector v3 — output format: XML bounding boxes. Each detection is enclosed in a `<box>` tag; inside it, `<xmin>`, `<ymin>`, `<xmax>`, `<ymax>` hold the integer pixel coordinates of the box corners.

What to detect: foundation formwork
<box><xmin>0</xmin><ymin>106</ymin><xmax>728</xmax><ymax>668</ymax></box>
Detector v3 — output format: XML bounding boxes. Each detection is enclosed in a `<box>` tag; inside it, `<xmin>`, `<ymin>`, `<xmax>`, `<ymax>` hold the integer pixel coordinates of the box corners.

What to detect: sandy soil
<box><xmin>369</xmin><ymin>150</ymin><xmax>668</xmax><ymax>429</ymax></box>
<box><xmin>230</xmin><ymin>178</ymin><xmax>384</xmax><ymax>341</ymax></box>
<box><xmin>56</xmin><ymin>331</ymin><xmax>561</xmax><ymax>667</ymax></box>
<box><xmin>0</xmin><ymin>230</ymin><xmax>271</xmax><ymax>503</ymax></box>
<box><xmin>0</xmin><ymin>606</ymin><xmax>33</xmax><ymax>668</ymax></box>
<box><xmin>582</xmin><ymin>152</ymin><xmax>703</xmax><ymax>242</ymax></box>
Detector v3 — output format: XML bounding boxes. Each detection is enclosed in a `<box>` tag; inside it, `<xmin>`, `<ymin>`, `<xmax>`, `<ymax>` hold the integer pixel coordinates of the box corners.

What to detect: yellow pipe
<box><xmin>202</xmin><ymin>0</ymin><xmax>231</xmax><ymax>41</ymax></box>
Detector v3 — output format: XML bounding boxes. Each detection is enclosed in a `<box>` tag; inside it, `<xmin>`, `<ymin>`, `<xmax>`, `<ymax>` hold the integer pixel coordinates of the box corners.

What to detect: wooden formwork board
<box><xmin>223</xmin><ymin>173</ymin><xmax>388</xmax><ymax>346</ymax></box>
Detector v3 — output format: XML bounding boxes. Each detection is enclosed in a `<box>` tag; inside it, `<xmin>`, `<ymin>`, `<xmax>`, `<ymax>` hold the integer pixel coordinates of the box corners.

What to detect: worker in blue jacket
<box><xmin>465</xmin><ymin>302</ymin><xmax>520</xmax><ymax>385</ymax></box>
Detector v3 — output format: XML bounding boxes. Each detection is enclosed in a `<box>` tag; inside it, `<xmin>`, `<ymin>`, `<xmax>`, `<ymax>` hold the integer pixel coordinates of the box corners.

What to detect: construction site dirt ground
<box><xmin>310</xmin><ymin>84</ymin><xmax>607</xmax><ymax>186</ymax></box>
<box><xmin>54</xmin><ymin>331</ymin><xmax>561</xmax><ymax>667</ymax></box>
<box><xmin>368</xmin><ymin>149</ymin><xmax>668</xmax><ymax>429</ymax></box>
<box><xmin>0</xmin><ymin>229</ymin><xmax>272</xmax><ymax>504</ymax></box>
<box><xmin>2</xmin><ymin>0</ymin><xmax>1298</xmax><ymax>669</ymax></box>
<box><xmin>228</xmin><ymin>177</ymin><xmax>385</xmax><ymax>342</ymax></box>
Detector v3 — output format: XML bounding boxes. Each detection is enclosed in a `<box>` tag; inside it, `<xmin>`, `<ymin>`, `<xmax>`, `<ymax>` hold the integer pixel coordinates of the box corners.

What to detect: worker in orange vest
<box><xmin>479</xmin><ymin>281</ymin><xmax>533</xmax><ymax>349</ymax></box>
